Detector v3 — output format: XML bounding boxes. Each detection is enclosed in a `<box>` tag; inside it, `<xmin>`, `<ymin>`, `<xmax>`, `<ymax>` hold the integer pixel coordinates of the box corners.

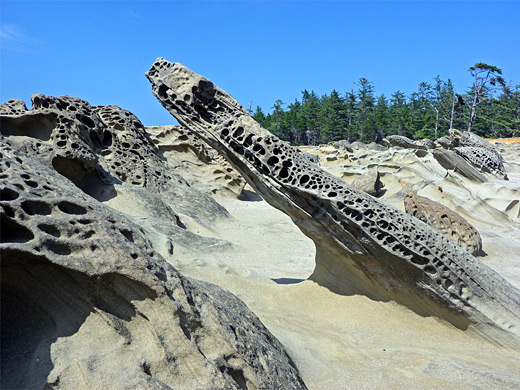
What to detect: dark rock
<box><xmin>432</xmin><ymin>149</ymin><xmax>488</xmax><ymax>183</ymax></box>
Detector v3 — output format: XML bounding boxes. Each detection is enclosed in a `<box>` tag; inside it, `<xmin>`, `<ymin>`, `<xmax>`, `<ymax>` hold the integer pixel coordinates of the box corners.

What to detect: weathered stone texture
<box><xmin>454</xmin><ymin>146</ymin><xmax>508</xmax><ymax>180</ymax></box>
<box><xmin>404</xmin><ymin>193</ymin><xmax>483</xmax><ymax>256</ymax></box>
<box><xmin>146</xmin><ymin>124</ymin><xmax>246</xmax><ymax>198</ymax></box>
<box><xmin>146</xmin><ymin>58</ymin><xmax>520</xmax><ymax>346</ymax></box>
<box><xmin>0</xmin><ymin>141</ymin><xmax>307</xmax><ymax>390</ymax></box>
<box><xmin>350</xmin><ymin>170</ymin><xmax>385</xmax><ymax>197</ymax></box>
<box><xmin>383</xmin><ymin>135</ymin><xmax>427</xmax><ymax>150</ymax></box>
<box><xmin>432</xmin><ymin>149</ymin><xmax>488</xmax><ymax>183</ymax></box>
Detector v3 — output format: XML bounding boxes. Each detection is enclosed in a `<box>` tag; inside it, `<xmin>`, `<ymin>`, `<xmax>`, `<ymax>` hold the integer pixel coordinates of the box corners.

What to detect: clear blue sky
<box><xmin>1</xmin><ymin>1</ymin><xmax>519</xmax><ymax>126</ymax></box>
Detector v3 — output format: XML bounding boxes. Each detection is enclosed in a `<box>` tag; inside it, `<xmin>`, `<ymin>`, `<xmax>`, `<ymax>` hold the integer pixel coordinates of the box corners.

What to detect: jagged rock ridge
<box><xmin>146</xmin><ymin>57</ymin><xmax>520</xmax><ymax>346</ymax></box>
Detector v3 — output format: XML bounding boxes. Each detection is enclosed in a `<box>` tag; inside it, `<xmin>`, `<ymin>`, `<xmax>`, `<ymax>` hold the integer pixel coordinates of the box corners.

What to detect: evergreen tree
<box><xmin>253</xmin><ymin>106</ymin><xmax>267</xmax><ymax>126</ymax></box>
<box><xmin>354</xmin><ymin>78</ymin><xmax>376</xmax><ymax>141</ymax></box>
<box><xmin>301</xmin><ymin>90</ymin><xmax>322</xmax><ymax>145</ymax></box>
<box><xmin>374</xmin><ymin>94</ymin><xmax>389</xmax><ymax>141</ymax></box>
<box><xmin>255</xmin><ymin>64</ymin><xmax>516</xmax><ymax>144</ymax></box>
<box><xmin>388</xmin><ymin>91</ymin><xmax>410</xmax><ymax>136</ymax></box>
<box><xmin>321</xmin><ymin>90</ymin><xmax>347</xmax><ymax>142</ymax></box>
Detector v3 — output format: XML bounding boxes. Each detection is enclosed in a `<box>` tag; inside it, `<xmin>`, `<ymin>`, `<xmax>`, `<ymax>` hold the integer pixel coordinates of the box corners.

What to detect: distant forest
<box><xmin>252</xmin><ymin>63</ymin><xmax>520</xmax><ymax>145</ymax></box>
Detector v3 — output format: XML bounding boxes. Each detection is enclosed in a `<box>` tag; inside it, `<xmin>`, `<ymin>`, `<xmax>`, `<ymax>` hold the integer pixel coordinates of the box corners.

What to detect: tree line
<box><xmin>252</xmin><ymin>63</ymin><xmax>520</xmax><ymax>145</ymax></box>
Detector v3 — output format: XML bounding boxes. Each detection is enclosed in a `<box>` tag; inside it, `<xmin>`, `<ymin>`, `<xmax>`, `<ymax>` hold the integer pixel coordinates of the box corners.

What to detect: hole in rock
<box><xmin>0</xmin><ymin>187</ymin><xmax>19</xmax><ymax>201</ymax></box>
<box><xmin>58</xmin><ymin>201</ymin><xmax>87</xmax><ymax>215</ymax></box>
<box><xmin>0</xmin><ymin>114</ymin><xmax>56</xmax><ymax>141</ymax></box>
<box><xmin>21</xmin><ymin>200</ymin><xmax>52</xmax><ymax>216</ymax></box>
<box><xmin>0</xmin><ymin>214</ymin><xmax>34</xmax><ymax>243</ymax></box>
<box><xmin>37</xmin><ymin>224</ymin><xmax>61</xmax><ymax>238</ymax></box>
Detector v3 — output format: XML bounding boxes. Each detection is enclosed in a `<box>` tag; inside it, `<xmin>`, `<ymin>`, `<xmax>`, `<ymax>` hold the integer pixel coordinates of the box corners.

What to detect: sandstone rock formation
<box><xmin>436</xmin><ymin>135</ymin><xmax>453</xmax><ymax>149</ymax></box>
<box><xmin>147</xmin><ymin>58</ymin><xmax>520</xmax><ymax>346</ymax></box>
<box><xmin>454</xmin><ymin>146</ymin><xmax>508</xmax><ymax>180</ymax></box>
<box><xmin>432</xmin><ymin>148</ymin><xmax>488</xmax><ymax>183</ymax></box>
<box><xmin>332</xmin><ymin>139</ymin><xmax>354</xmax><ymax>153</ymax></box>
<box><xmin>404</xmin><ymin>193</ymin><xmax>483</xmax><ymax>256</ymax></box>
<box><xmin>0</xmin><ymin>140</ymin><xmax>307</xmax><ymax>389</ymax></box>
<box><xmin>146</xmin><ymin>124</ymin><xmax>246</xmax><ymax>198</ymax></box>
<box><xmin>0</xmin><ymin>94</ymin><xmax>230</xmax><ymax>224</ymax></box>
<box><xmin>383</xmin><ymin>135</ymin><xmax>427</xmax><ymax>150</ymax></box>
<box><xmin>450</xmin><ymin>128</ymin><xmax>502</xmax><ymax>159</ymax></box>
<box><xmin>299</xmin><ymin>151</ymin><xmax>320</xmax><ymax>166</ymax></box>
<box><xmin>416</xmin><ymin>138</ymin><xmax>436</xmax><ymax>149</ymax></box>
<box><xmin>350</xmin><ymin>169</ymin><xmax>385</xmax><ymax>197</ymax></box>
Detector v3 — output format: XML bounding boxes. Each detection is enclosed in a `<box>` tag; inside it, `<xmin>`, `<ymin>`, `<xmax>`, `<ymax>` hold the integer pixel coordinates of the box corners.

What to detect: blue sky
<box><xmin>1</xmin><ymin>1</ymin><xmax>519</xmax><ymax>126</ymax></box>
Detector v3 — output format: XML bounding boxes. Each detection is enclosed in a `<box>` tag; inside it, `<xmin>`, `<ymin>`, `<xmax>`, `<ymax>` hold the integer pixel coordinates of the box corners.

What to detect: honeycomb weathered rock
<box><xmin>0</xmin><ymin>94</ymin><xmax>230</xmax><ymax>222</ymax></box>
<box><xmin>450</xmin><ymin>129</ymin><xmax>502</xmax><ymax>159</ymax></box>
<box><xmin>146</xmin><ymin>58</ymin><xmax>520</xmax><ymax>346</ymax></box>
<box><xmin>0</xmin><ymin>140</ymin><xmax>307</xmax><ymax>390</ymax></box>
<box><xmin>404</xmin><ymin>193</ymin><xmax>483</xmax><ymax>256</ymax></box>
<box><xmin>454</xmin><ymin>146</ymin><xmax>508</xmax><ymax>180</ymax></box>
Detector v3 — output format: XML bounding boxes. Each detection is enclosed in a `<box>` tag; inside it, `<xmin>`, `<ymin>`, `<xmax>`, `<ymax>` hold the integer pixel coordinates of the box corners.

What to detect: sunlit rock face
<box><xmin>146</xmin><ymin>57</ymin><xmax>520</xmax><ymax>347</ymax></box>
<box><xmin>404</xmin><ymin>193</ymin><xmax>483</xmax><ymax>256</ymax></box>
<box><xmin>0</xmin><ymin>103</ymin><xmax>307</xmax><ymax>390</ymax></box>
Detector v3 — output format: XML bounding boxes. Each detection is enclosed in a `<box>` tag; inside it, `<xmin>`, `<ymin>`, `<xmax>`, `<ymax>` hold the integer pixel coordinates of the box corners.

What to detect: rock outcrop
<box><xmin>146</xmin><ymin>124</ymin><xmax>246</xmax><ymax>198</ymax></box>
<box><xmin>454</xmin><ymin>146</ymin><xmax>508</xmax><ymax>180</ymax></box>
<box><xmin>450</xmin><ymin>128</ymin><xmax>502</xmax><ymax>159</ymax></box>
<box><xmin>383</xmin><ymin>135</ymin><xmax>427</xmax><ymax>150</ymax></box>
<box><xmin>404</xmin><ymin>193</ymin><xmax>483</xmax><ymax>256</ymax></box>
<box><xmin>432</xmin><ymin>148</ymin><xmax>488</xmax><ymax>183</ymax></box>
<box><xmin>332</xmin><ymin>139</ymin><xmax>354</xmax><ymax>153</ymax></box>
<box><xmin>0</xmin><ymin>94</ymin><xmax>230</xmax><ymax>224</ymax></box>
<box><xmin>0</xmin><ymin>140</ymin><xmax>307</xmax><ymax>389</ymax></box>
<box><xmin>146</xmin><ymin>58</ymin><xmax>520</xmax><ymax>346</ymax></box>
<box><xmin>350</xmin><ymin>169</ymin><xmax>385</xmax><ymax>197</ymax></box>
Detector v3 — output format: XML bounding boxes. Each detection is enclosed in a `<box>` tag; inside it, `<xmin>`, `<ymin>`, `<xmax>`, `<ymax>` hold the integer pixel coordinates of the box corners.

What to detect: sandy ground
<box><xmin>108</xmin><ymin>141</ymin><xmax>520</xmax><ymax>389</ymax></box>
<box><xmin>173</xmin><ymin>191</ymin><xmax>520</xmax><ymax>390</ymax></box>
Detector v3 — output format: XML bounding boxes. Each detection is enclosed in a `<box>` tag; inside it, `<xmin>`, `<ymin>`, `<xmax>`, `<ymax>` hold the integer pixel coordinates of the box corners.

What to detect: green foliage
<box><xmin>254</xmin><ymin>65</ymin><xmax>518</xmax><ymax>144</ymax></box>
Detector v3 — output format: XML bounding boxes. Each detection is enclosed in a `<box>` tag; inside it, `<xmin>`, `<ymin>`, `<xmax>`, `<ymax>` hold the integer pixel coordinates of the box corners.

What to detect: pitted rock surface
<box><xmin>0</xmin><ymin>98</ymin><xmax>28</xmax><ymax>115</ymax></box>
<box><xmin>92</xmin><ymin>104</ymin><xmax>166</xmax><ymax>187</ymax></box>
<box><xmin>0</xmin><ymin>141</ymin><xmax>307</xmax><ymax>390</ymax></box>
<box><xmin>0</xmin><ymin>94</ymin><xmax>229</xmax><ymax>222</ymax></box>
<box><xmin>416</xmin><ymin>138</ymin><xmax>436</xmax><ymax>149</ymax></box>
<box><xmin>450</xmin><ymin>129</ymin><xmax>502</xmax><ymax>159</ymax></box>
<box><xmin>454</xmin><ymin>146</ymin><xmax>508</xmax><ymax>180</ymax></box>
<box><xmin>146</xmin><ymin>58</ymin><xmax>520</xmax><ymax>345</ymax></box>
<box><xmin>383</xmin><ymin>135</ymin><xmax>427</xmax><ymax>150</ymax></box>
<box><xmin>1</xmin><ymin>94</ymin><xmax>104</xmax><ymax>181</ymax></box>
<box><xmin>404</xmin><ymin>193</ymin><xmax>483</xmax><ymax>256</ymax></box>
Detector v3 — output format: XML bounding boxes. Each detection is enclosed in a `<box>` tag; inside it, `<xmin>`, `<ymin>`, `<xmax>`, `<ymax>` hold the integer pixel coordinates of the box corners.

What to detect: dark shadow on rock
<box><xmin>0</xmin><ymin>250</ymin><xmax>156</xmax><ymax>389</ymax></box>
<box><xmin>271</xmin><ymin>278</ymin><xmax>306</xmax><ymax>285</ymax></box>
<box><xmin>240</xmin><ymin>189</ymin><xmax>263</xmax><ymax>202</ymax></box>
<box><xmin>375</xmin><ymin>188</ymin><xmax>387</xmax><ymax>198</ymax></box>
